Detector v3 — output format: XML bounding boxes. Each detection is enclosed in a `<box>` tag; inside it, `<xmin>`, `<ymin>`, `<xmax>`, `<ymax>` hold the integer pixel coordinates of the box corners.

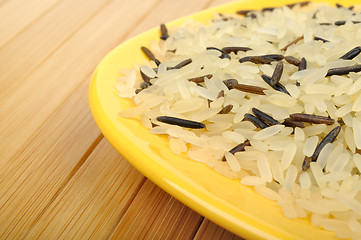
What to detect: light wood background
<box><xmin>0</xmin><ymin>0</ymin><xmax>246</xmax><ymax>239</ymax></box>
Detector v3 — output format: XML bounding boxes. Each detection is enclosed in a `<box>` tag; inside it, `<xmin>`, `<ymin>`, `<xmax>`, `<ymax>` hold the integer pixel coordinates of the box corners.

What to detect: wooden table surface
<box><xmin>0</xmin><ymin>0</ymin><xmax>246</xmax><ymax>239</ymax></box>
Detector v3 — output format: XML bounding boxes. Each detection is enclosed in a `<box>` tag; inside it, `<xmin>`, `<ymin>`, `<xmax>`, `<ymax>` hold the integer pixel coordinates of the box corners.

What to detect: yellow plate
<box><xmin>89</xmin><ymin>0</ymin><xmax>358</xmax><ymax>239</ymax></box>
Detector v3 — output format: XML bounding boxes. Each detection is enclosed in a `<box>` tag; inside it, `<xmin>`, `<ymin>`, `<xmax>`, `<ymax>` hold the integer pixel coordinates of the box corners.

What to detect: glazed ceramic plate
<box><xmin>89</xmin><ymin>0</ymin><xmax>356</xmax><ymax>239</ymax></box>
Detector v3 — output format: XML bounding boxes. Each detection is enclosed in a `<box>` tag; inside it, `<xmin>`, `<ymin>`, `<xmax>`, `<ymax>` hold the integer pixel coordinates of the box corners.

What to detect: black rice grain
<box><xmin>252</xmin><ymin>108</ymin><xmax>280</xmax><ymax>126</ymax></box>
<box><xmin>239</xmin><ymin>54</ymin><xmax>284</xmax><ymax>64</ymax></box>
<box><xmin>219</xmin><ymin>104</ymin><xmax>233</xmax><ymax>114</ymax></box>
<box><xmin>244</xmin><ymin>113</ymin><xmax>269</xmax><ymax>129</ymax></box>
<box><xmin>270</xmin><ymin>61</ymin><xmax>284</xmax><ymax>85</ymax></box>
<box><xmin>314</xmin><ymin>36</ymin><xmax>329</xmax><ymax>43</ymax></box>
<box><xmin>298</xmin><ymin>57</ymin><xmax>307</xmax><ymax>71</ymax></box>
<box><xmin>217</xmin><ymin>90</ymin><xmax>224</xmax><ymax>98</ymax></box>
<box><xmin>339</xmin><ymin>46</ymin><xmax>361</xmax><ymax>60</ymax></box>
<box><xmin>285</xmin><ymin>56</ymin><xmax>301</xmax><ymax>66</ymax></box>
<box><xmin>335</xmin><ymin>20</ymin><xmax>361</xmax><ymax>26</ymax></box>
<box><xmin>170</xmin><ymin>58</ymin><xmax>192</xmax><ymax>69</ymax></box>
<box><xmin>289</xmin><ymin>113</ymin><xmax>335</xmax><ymax>125</ymax></box>
<box><xmin>206</xmin><ymin>47</ymin><xmax>231</xmax><ymax>59</ymax></box>
<box><xmin>141</xmin><ymin>46</ymin><xmax>161</xmax><ymax>66</ymax></box>
<box><xmin>302</xmin><ymin>126</ymin><xmax>341</xmax><ymax>171</ymax></box>
<box><xmin>160</xmin><ymin>23</ymin><xmax>169</xmax><ymax>40</ymax></box>
<box><xmin>326</xmin><ymin>64</ymin><xmax>361</xmax><ymax>76</ymax></box>
<box><xmin>223</xmin><ymin>79</ymin><xmax>238</xmax><ymax>89</ymax></box>
<box><xmin>233</xmin><ymin>83</ymin><xmax>267</xmax><ymax>95</ymax></box>
<box><xmin>156</xmin><ymin>116</ymin><xmax>205</xmax><ymax>129</ymax></box>
<box><xmin>283</xmin><ymin>118</ymin><xmax>305</xmax><ymax>128</ymax></box>
<box><xmin>188</xmin><ymin>74</ymin><xmax>213</xmax><ymax>83</ymax></box>
<box><xmin>222</xmin><ymin>140</ymin><xmax>251</xmax><ymax>161</ymax></box>
<box><xmin>221</xmin><ymin>46</ymin><xmax>252</xmax><ymax>54</ymax></box>
<box><xmin>261</xmin><ymin>74</ymin><xmax>290</xmax><ymax>95</ymax></box>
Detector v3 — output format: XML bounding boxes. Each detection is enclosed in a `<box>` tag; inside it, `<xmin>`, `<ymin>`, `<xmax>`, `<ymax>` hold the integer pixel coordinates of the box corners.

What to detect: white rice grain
<box><xmin>283</xmin><ymin>165</ymin><xmax>298</xmax><ymax>191</ymax></box>
<box><xmin>224</xmin><ymin>151</ymin><xmax>241</xmax><ymax>172</ymax></box>
<box><xmin>281</xmin><ymin>142</ymin><xmax>297</xmax><ymax>170</ymax></box>
<box><xmin>299</xmin><ymin>172</ymin><xmax>311</xmax><ymax>189</ymax></box>
<box><xmin>255</xmin><ymin>185</ymin><xmax>281</xmax><ymax>201</ymax></box>
<box><xmin>241</xmin><ymin>176</ymin><xmax>266</xmax><ymax>186</ymax></box>
<box><xmin>257</xmin><ymin>153</ymin><xmax>273</xmax><ymax>182</ymax></box>
<box><xmin>303</xmin><ymin>136</ymin><xmax>319</xmax><ymax>157</ymax></box>
<box><xmin>253</xmin><ymin>124</ymin><xmax>285</xmax><ymax>140</ymax></box>
<box><xmin>352</xmin><ymin>118</ymin><xmax>361</xmax><ymax>149</ymax></box>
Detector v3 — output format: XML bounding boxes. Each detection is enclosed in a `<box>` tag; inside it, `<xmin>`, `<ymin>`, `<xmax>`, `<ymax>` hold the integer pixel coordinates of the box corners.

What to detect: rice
<box><xmin>118</xmin><ymin>2</ymin><xmax>361</xmax><ymax>238</ymax></box>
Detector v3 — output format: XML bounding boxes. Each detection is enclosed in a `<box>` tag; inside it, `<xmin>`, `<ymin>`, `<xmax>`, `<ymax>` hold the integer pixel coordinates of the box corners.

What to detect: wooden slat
<box><xmin>0</xmin><ymin>0</ymin><xmax>110</xmax><ymax>97</ymax></box>
<box><xmin>194</xmin><ymin>219</ymin><xmax>244</xmax><ymax>240</ymax></box>
<box><xmin>25</xmin><ymin>138</ymin><xmax>146</xmax><ymax>239</ymax></box>
<box><xmin>0</xmin><ymin>0</ymin><xmax>159</xmax><ymax>173</ymax></box>
<box><xmin>109</xmin><ymin>180</ymin><xmax>203</xmax><ymax>239</ymax></box>
<box><xmin>0</xmin><ymin>0</ymin><xmax>60</xmax><ymax>48</ymax></box>
<box><xmin>0</xmin><ymin>79</ymin><xmax>103</xmax><ymax>239</ymax></box>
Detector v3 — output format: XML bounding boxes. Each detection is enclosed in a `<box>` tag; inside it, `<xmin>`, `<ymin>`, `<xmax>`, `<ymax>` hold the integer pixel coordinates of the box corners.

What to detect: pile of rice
<box><xmin>117</xmin><ymin>2</ymin><xmax>361</xmax><ymax>238</ymax></box>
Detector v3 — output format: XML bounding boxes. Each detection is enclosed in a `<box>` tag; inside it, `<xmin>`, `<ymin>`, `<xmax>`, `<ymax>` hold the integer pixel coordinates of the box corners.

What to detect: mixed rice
<box><xmin>117</xmin><ymin>2</ymin><xmax>361</xmax><ymax>238</ymax></box>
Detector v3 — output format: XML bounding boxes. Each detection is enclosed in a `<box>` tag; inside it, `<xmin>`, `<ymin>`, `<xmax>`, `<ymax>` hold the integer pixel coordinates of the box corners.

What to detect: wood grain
<box><xmin>194</xmin><ymin>219</ymin><xmax>244</xmax><ymax>240</ymax></box>
<box><xmin>0</xmin><ymin>0</ymin><xmax>244</xmax><ymax>239</ymax></box>
<box><xmin>109</xmin><ymin>180</ymin><xmax>203</xmax><ymax>239</ymax></box>
<box><xmin>0</xmin><ymin>78</ymin><xmax>102</xmax><ymax>239</ymax></box>
<box><xmin>0</xmin><ymin>0</ymin><xmax>158</xmax><ymax>171</ymax></box>
<box><xmin>0</xmin><ymin>0</ymin><xmax>60</xmax><ymax>48</ymax></box>
<box><xmin>25</xmin><ymin>138</ymin><xmax>146</xmax><ymax>239</ymax></box>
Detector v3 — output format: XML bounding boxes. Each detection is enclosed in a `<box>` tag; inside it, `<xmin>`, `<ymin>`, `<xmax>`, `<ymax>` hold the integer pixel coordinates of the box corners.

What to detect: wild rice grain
<box><xmin>170</xmin><ymin>58</ymin><xmax>192</xmax><ymax>69</ymax></box>
<box><xmin>302</xmin><ymin>126</ymin><xmax>341</xmax><ymax>171</ymax></box>
<box><xmin>313</xmin><ymin>36</ymin><xmax>329</xmax><ymax>43</ymax></box>
<box><xmin>261</xmin><ymin>74</ymin><xmax>290</xmax><ymax>95</ymax></box>
<box><xmin>281</xmin><ymin>36</ymin><xmax>304</xmax><ymax>51</ymax></box>
<box><xmin>206</xmin><ymin>47</ymin><xmax>231</xmax><ymax>59</ymax></box>
<box><xmin>233</xmin><ymin>83</ymin><xmax>266</xmax><ymax>95</ymax></box>
<box><xmin>289</xmin><ymin>113</ymin><xmax>335</xmax><ymax>125</ymax></box>
<box><xmin>285</xmin><ymin>56</ymin><xmax>301</xmax><ymax>66</ymax></box>
<box><xmin>188</xmin><ymin>74</ymin><xmax>213</xmax><ymax>83</ymax></box>
<box><xmin>221</xmin><ymin>46</ymin><xmax>252</xmax><ymax>53</ymax></box>
<box><xmin>283</xmin><ymin>118</ymin><xmax>305</xmax><ymax>128</ymax></box>
<box><xmin>156</xmin><ymin>116</ymin><xmax>205</xmax><ymax>129</ymax></box>
<box><xmin>298</xmin><ymin>57</ymin><xmax>307</xmax><ymax>71</ymax></box>
<box><xmin>339</xmin><ymin>46</ymin><xmax>361</xmax><ymax>60</ymax></box>
<box><xmin>160</xmin><ymin>23</ymin><xmax>169</xmax><ymax>40</ymax></box>
<box><xmin>141</xmin><ymin>46</ymin><xmax>161</xmax><ymax>66</ymax></box>
<box><xmin>326</xmin><ymin>64</ymin><xmax>361</xmax><ymax>76</ymax></box>
<box><xmin>223</xmin><ymin>79</ymin><xmax>238</xmax><ymax>89</ymax></box>
<box><xmin>239</xmin><ymin>54</ymin><xmax>284</xmax><ymax>64</ymax></box>
<box><xmin>222</xmin><ymin>139</ymin><xmax>251</xmax><ymax>161</ymax></box>
<box><xmin>270</xmin><ymin>61</ymin><xmax>284</xmax><ymax>86</ymax></box>
<box><xmin>219</xmin><ymin>104</ymin><xmax>233</xmax><ymax>114</ymax></box>
<box><xmin>244</xmin><ymin>113</ymin><xmax>269</xmax><ymax>129</ymax></box>
<box><xmin>252</xmin><ymin>108</ymin><xmax>280</xmax><ymax>126</ymax></box>
<box><xmin>334</xmin><ymin>20</ymin><xmax>361</xmax><ymax>26</ymax></box>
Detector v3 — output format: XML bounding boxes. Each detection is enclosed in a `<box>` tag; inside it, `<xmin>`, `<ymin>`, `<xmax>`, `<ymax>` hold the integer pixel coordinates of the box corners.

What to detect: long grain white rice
<box><xmin>303</xmin><ymin>135</ymin><xmax>319</xmax><ymax>157</ymax></box>
<box><xmin>117</xmin><ymin>3</ymin><xmax>361</xmax><ymax>238</ymax></box>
